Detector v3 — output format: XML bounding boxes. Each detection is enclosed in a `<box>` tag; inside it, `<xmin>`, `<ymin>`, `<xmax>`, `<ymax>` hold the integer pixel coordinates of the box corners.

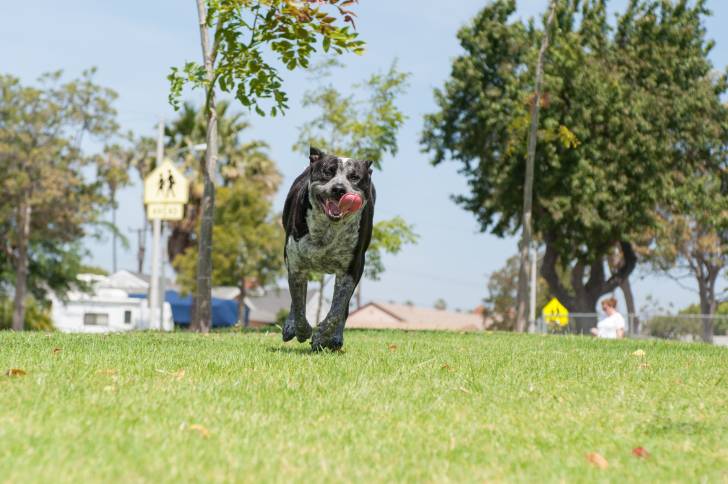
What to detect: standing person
<box><xmin>591</xmin><ymin>297</ymin><xmax>626</xmax><ymax>339</ymax></box>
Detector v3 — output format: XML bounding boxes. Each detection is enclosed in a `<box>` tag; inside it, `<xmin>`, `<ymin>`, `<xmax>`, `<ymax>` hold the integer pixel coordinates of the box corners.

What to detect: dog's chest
<box><xmin>286</xmin><ymin>209</ymin><xmax>362</xmax><ymax>275</ymax></box>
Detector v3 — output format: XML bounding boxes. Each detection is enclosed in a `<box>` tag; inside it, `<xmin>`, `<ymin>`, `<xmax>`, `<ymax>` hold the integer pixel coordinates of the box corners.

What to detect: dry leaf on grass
<box><xmin>97</xmin><ymin>368</ymin><xmax>117</xmax><ymax>376</ymax></box>
<box><xmin>632</xmin><ymin>349</ymin><xmax>646</xmax><ymax>357</ymax></box>
<box><xmin>155</xmin><ymin>368</ymin><xmax>186</xmax><ymax>381</ymax></box>
<box><xmin>387</xmin><ymin>344</ymin><xmax>397</xmax><ymax>352</ymax></box>
<box><xmin>441</xmin><ymin>363</ymin><xmax>454</xmax><ymax>372</ymax></box>
<box><xmin>5</xmin><ymin>368</ymin><xmax>27</xmax><ymax>377</ymax></box>
<box><xmin>586</xmin><ymin>452</ymin><xmax>609</xmax><ymax>469</ymax></box>
<box><xmin>52</xmin><ymin>347</ymin><xmax>62</xmax><ymax>354</ymax></box>
<box><xmin>189</xmin><ymin>424</ymin><xmax>210</xmax><ymax>438</ymax></box>
<box><xmin>632</xmin><ymin>447</ymin><xmax>650</xmax><ymax>458</ymax></box>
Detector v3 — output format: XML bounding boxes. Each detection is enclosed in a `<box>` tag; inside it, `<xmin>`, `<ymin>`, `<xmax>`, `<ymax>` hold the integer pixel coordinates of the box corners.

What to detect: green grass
<box><xmin>1</xmin><ymin>330</ymin><xmax>727</xmax><ymax>483</ymax></box>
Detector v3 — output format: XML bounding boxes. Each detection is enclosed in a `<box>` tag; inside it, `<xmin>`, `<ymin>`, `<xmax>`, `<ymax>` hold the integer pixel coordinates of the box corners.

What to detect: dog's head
<box><xmin>308</xmin><ymin>147</ymin><xmax>372</xmax><ymax>222</ymax></box>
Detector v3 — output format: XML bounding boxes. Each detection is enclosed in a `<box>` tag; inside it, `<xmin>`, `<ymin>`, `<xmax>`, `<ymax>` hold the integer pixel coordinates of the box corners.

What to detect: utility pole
<box><xmin>130</xmin><ymin>226</ymin><xmax>147</xmax><ymax>274</ymax></box>
<box><xmin>515</xmin><ymin>1</ymin><xmax>557</xmax><ymax>333</ymax></box>
<box><xmin>149</xmin><ymin>120</ymin><xmax>164</xmax><ymax>330</ymax></box>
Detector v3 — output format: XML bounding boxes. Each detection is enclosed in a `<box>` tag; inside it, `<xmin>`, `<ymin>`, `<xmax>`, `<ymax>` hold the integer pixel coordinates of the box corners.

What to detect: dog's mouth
<box><xmin>321</xmin><ymin>198</ymin><xmax>344</xmax><ymax>220</ymax></box>
<box><xmin>318</xmin><ymin>193</ymin><xmax>363</xmax><ymax>221</ymax></box>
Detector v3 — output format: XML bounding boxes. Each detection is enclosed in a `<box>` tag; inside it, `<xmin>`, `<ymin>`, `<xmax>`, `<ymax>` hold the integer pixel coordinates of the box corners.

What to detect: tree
<box><xmin>294</xmin><ymin>61</ymin><xmax>417</xmax><ymax>309</ymax></box>
<box><xmin>515</xmin><ymin>0</ymin><xmax>557</xmax><ymax>333</ymax></box>
<box><xmin>486</xmin><ymin>254</ymin><xmax>552</xmax><ymax>331</ymax></box>
<box><xmin>96</xmin><ymin>140</ymin><xmax>134</xmax><ymax>273</ymax></box>
<box><xmin>422</xmin><ymin>0</ymin><xmax>727</xmax><ymax>332</ymax></box>
<box><xmin>0</xmin><ymin>70</ymin><xmax>118</xmax><ymax>330</ymax></box>
<box><xmin>169</xmin><ymin>0</ymin><xmax>365</xmax><ymax>332</ymax></box>
<box><xmin>159</xmin><ymin>100</ymin><xmax>281</xmax><ymax>264</ymax></box>
<box><xmin>638</xmin><ymin>172</ymin><xmax>728</xmax><ymax>342</ymax></box>
<box><xmin>433</xmin><ymin>299</ymin><xmax>447</xmax><ymax>311</ymax></box>
<box><xmin>174</xmin><ymin>178</ymin><xmax>285</xmax><ymax>326</ymax></box>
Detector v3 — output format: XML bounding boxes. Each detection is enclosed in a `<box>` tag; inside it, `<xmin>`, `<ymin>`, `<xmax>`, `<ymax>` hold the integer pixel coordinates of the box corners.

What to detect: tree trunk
<box><xmin>239</xmin><ymin>277</ymin><xmax>248</xmax><ymax>328</ymax></box>
<box><xmin>515</xmin><ymin>0</ymin><xmax>557</xmax><ymax>332</ymax></box>
<box><xmin>190</xmin><ymin>295</ymin><xmax>198</xmax><ymax>331</ymax></box>
<box><xmin>607</xmin><ymin>244</ymin><xmax>638</xmax><ymax>334</ymax></box>
<box><xmin>620</xmin><ymin>277</ymin><xmax>638</xmax><ymax>334</ymax></box>
<box><xmin>193</xmin><ymin>0</ymin><xmax>219</xmax><ymax>333</ymax></box>
<box><xmin>111</xmin><ymin>185</ymin><xmax>118</xmax><ymax>273</ymax></box>
<box><xmin>541</xmin><ymin>239</ymin><xmax>637</xmax><ymax>334</ymax></box>
<box><xmin>137</xmin><ymin>218</ymin><xmax>147</xmax><ymax>274</ymax></box>
<box><xmin>697</xmin><ymin>269</ymin><xmax>718</xmax><ymax>344</ymax></box>
<box><xmin>355</xmin><ymin>283</ymin><xmax>361</xmax><ymax>309</ymax></box>
<box><xmin>12</xmin><ymin>201</ymin><xmax>32</xmax><ymax>331</ymax></box>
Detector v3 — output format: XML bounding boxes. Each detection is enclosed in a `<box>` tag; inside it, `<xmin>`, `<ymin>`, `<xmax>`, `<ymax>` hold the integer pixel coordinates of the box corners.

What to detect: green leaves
<box><xmin>169</xmin><ymin>0</ymin><xmax>365</xmax><ymax>116</ymax></box>
<box><xmin>294</xmin><ymin>61</ymin><xmax>410</xmax><ymax>168</ymax></box>
<box><xmin>422</xmin><ymin>0</ymin><xmax>727</xmax><ymax>261</ymax></box>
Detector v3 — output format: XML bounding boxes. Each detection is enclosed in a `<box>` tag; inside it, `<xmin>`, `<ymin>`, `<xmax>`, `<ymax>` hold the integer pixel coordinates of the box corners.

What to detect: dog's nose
<box><xmin>330</xmin><ymin>184</ymin><xmax>346</xmax><ymax>199</ymax></box>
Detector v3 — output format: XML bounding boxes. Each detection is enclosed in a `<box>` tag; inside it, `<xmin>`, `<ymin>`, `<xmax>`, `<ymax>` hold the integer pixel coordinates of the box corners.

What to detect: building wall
<box><xmin>347</xmin><ymin>306</ymin><xmax>404</xmax><ymax>329</ymax></box>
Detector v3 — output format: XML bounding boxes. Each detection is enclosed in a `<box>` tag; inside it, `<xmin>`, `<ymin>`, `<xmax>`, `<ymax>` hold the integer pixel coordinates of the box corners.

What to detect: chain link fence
<box><xmin>534</xmin><ymin>313</ymin><xmax>728</xmax><ymax>345</ymax></box>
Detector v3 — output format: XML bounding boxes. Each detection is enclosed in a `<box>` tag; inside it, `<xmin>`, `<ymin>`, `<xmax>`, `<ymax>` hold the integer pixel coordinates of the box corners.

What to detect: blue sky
<box><xmin>2</xmin><ymin>0</ymin><xmax>726</xmax><ymax>312</ymax></box>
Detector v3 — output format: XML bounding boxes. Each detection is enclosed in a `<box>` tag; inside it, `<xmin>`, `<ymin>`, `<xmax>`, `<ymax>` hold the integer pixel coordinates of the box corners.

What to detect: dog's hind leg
<box><xmin>311</xmin><ymin>274</ymin><xmax>356</xmax><ymax>351</ymax></box>
<box><xmin>282</xmin><ymin>271</ymin><xmax>312</xmax><ymax>343</ymax></box>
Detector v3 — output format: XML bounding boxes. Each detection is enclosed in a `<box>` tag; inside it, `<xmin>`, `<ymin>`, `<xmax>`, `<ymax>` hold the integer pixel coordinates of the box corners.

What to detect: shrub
<box><xmin>645</xmin><ymin>315</ymin><xmax>701</xmax><ymax>340</ymax></box>
<box><xmin>0</xmin><ymin>297</ymin><xmax>54</xmax><ymax>331</ymax></box>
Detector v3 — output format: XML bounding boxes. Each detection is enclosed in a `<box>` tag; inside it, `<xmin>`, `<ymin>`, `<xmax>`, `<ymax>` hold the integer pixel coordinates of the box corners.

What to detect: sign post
<box><xmin>143</xmin><ymin>122</ymin><xmax>189</xmax><ymax>330</ymax></box>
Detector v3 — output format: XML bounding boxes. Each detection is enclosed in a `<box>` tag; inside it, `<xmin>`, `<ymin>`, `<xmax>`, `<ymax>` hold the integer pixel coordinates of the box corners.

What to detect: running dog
<box><xmin>282</xmin><ymin>147</ymin><xmax>375</xmax><ymax>351</ymax></box>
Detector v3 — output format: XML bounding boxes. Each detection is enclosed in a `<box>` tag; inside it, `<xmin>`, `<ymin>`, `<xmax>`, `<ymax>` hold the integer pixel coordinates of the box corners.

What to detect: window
<box><xmin>124</xmin><ymin>310</ymin><xmax>132</xmax><ymax>324</ymax></box>
<box><xmin>83</xmin><ymin>313</ymin><xmax>109</xmax><ymax>326</ymax></box>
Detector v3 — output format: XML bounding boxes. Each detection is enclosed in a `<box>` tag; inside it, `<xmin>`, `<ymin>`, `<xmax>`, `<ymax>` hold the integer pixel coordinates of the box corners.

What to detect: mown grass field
<box><xmin>1</xmin><ymin>330</ymin><xmax>727</xmax><ymax>483</ymax></box>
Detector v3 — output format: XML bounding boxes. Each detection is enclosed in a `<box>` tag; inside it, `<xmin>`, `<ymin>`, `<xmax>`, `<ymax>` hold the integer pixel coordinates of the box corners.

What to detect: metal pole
<box><xmin>149</xmin><ymin>120</ymin><xmax>164</xmax><ymax>330</ymax></box>
<box><xmin>159</xmin><ymin>223</ymin><xmax>167</xmax><ymax>330</ymax></box>
<box><xmin>150</xmin><ymin>219</ymin><xmax>161</xmax><ymax>329</ymax></box>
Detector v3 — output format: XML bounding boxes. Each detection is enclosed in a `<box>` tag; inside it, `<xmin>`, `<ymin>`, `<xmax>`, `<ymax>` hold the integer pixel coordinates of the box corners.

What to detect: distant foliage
<box><xmin>422</xmin><ymin>0</ymin><xmax>727</xmax><ymax>317</ymax></box>
<box><xmin>0</xmin><ymin>297</ymin><xmax>53</xmax><ymax>331</ymax></box>
<box><xmin>294</xmin><ymin>61</ymin><xmax>417</xmax><ymax>281</ymax></box>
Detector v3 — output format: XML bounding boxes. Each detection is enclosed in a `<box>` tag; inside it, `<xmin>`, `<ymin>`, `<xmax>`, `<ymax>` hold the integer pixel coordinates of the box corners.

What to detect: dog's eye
<box><xmin>325</xmin><ymin>166</ymin><xmax>336</xmax><ymax>177</ymax></box>
<box><xmin>348</xmin><ymin>173</ymin><xmax>361</xmax><ymax>183</ymax></box>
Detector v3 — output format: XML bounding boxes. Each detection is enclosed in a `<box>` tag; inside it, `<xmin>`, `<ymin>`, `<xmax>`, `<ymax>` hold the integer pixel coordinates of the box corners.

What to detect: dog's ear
<box><xmin>310</xmin><ymin>147</ymin><xmax>324</xmax><ymax>164</ymax></box>
<box><xmin>366</xmin><ymin>160</ymin><xmax>374</xmax><ymax>176</ymax></box>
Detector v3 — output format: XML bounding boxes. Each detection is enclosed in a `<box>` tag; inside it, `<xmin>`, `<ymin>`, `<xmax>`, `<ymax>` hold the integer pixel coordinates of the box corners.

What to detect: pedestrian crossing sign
<box><xmin>143</xmin><ymin>160</ymin><xmax>189</xmax><ymax>205</ymax></box>
<box><xmin>542</xmin><ymin>297</ymin><xmax>569</xmax><ymax>327</ymax></box>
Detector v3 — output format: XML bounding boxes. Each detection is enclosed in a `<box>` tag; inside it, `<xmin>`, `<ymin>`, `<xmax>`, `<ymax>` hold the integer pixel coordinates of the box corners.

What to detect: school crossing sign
<box><xmin>542</xmin><ymin>297</ymin><xmax>569</xmax><ymax>327</ymax></box>
<box><xmin>143</xmin><ymin>160</ymin><xmax>189</xmax><ymax>221</ymax></box>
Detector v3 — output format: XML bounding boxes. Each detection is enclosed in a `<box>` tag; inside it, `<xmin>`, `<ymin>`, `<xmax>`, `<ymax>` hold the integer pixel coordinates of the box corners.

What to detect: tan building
<box><xmin>347</xmin><ymin>302</ymin><xmax>487</xmax><ymax>332</ymax></box>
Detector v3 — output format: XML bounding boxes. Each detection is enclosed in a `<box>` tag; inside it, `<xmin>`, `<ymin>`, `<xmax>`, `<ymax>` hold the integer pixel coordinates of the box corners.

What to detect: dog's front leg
<box><xmin>282</xmin><ymin>271</ymin><xmax>313</xmax><ymax>343</ymax></box>
<box><xmin>311</xmin><ymin>273</ymin><xmax>356</xmax><ymax>351</ymax></box>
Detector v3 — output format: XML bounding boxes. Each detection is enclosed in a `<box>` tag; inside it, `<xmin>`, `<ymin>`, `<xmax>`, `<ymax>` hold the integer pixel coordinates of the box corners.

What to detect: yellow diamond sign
<box><xmin>144</xmin><ymin>160</ymin><xmax>189</xmax><ymax>205</ymax></box>
<box><xmin>542</xmin><ymin>297</ymin><xmax>569</xmax><ymax>327</ymax></box>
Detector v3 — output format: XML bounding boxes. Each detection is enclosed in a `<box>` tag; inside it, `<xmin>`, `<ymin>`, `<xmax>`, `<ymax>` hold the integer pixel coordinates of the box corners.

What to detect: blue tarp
<box><xmin>165</xmin><ymin>290</ymin><xmax>244</xmax><ymax>327</ymax></box>
<box><xmin>131</xmin><ymin>290</ymin><xmax>246</xmax><ymax>327</ymax></box>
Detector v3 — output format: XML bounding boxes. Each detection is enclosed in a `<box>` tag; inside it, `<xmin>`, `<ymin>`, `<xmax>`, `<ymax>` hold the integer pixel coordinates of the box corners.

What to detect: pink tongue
<box><xmin>338</xmin><ymin>193</ymin><xmax>363</xmax><ymax>214</ymax></box>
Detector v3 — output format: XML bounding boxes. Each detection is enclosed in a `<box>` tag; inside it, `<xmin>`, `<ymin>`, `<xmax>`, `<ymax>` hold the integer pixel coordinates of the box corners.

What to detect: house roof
<box><xmin>347</xmin><ymin>302</ymin><xmax>485</xmax><ymax>332</ymax></box>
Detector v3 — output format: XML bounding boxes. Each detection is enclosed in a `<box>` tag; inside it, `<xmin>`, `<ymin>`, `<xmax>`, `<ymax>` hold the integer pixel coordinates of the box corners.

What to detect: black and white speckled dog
<box><xmin>282</xmin><ymin>147</ymin><xmax>375</xmax><ymax>351</ymax></box>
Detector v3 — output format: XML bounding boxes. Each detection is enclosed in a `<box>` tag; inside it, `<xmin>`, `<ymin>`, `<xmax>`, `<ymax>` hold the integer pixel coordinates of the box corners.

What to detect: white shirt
<box><xmin>596</xmin><ymin>312</ymin><xmax>626</xmax><ymax>339</ymax></box>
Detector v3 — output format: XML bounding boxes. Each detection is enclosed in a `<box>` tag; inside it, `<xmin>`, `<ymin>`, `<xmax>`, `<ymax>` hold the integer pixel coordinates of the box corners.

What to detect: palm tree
<box><xmin>134</xmin><ymin>101</ymin><xmax>282</xmax><ymax>265</ymax></box>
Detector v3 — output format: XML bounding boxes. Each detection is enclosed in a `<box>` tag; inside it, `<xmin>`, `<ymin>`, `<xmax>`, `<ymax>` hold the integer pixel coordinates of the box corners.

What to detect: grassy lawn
<box><xmin>1</xmin><ymin>330</ymin><xmax>727</xmax><ymax>483</ymax></box>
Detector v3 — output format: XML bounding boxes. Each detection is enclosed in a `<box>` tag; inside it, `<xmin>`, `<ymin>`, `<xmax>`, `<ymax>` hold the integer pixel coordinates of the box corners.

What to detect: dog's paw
<box><xmin>311</xmin><ymin>324</ymin><xmax>343</xmax><ymax>352</ymax></box>
<box><xmin>282</xmin><ymin>315</ymin><xmax>312</xmax><ymax>343</ymax></box>
<box><xmin>295</xmin><ymin>323</ymin><xmax>313</xmax><ymax>343</ymax></box>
